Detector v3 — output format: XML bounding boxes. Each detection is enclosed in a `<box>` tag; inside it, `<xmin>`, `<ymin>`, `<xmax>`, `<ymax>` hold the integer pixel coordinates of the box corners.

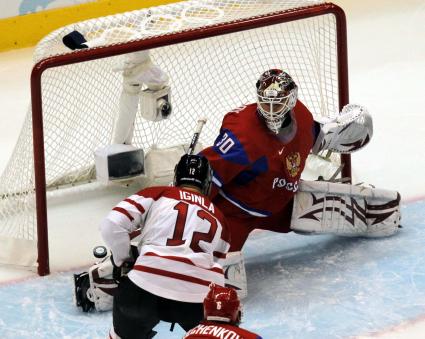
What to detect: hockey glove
<box><xmin>74</xmin><ymin>272</ymin><xmax>95</xmax><ymax>312</ymax></box>
<box><xmin>111</xmin><ymin>245</ymin><xmax>139</xmax><ymax>281</ymax></box>
<box><xmin>312</xmin><ymin>104</ymin><xmax>373</xmax><ymax>154</ymax></box>
<box><xmin>62</xmin><ymin>30</ymin><xmax>88</xmax><ymax>50</ymax></box>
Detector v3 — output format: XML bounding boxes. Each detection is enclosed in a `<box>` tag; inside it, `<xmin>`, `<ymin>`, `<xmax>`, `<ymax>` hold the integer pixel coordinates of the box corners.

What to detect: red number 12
<box><xmin>166</xmin><ymin>202</ymin><xmax>218</xmax><ymax>253</ymax></box>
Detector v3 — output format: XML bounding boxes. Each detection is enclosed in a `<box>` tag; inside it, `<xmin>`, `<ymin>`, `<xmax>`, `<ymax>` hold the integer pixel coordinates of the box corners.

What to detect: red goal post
<box><xmin>5</xmin><ymin>1</ymin><xmax>350</xmax><ymax>275</ymax></box>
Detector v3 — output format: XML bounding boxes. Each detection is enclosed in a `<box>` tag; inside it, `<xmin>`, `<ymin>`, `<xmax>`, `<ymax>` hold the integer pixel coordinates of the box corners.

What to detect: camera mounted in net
<box><xmin>140</xmin><ymin>86</ymin><xmax>172</xmax><ymax>122</ymax></box>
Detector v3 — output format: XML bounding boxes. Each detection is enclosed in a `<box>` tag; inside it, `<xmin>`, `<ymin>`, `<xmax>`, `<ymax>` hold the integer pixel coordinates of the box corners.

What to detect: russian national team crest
<box><xmin>285</xmin><ymin>152</ymin><xmax>301</xmax><ymax>177</ymax></box>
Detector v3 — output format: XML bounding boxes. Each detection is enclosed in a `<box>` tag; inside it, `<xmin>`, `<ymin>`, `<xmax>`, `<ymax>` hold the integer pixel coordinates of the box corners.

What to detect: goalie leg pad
<box><xmin>74</xmin><ymin>255</ymin><xmax>118</xmax><ymax>312</ymax></box>
<box><xmin>290</xmin><ymin>180</ymin><xmax>401</xmax><ymax>238</ymax></box>
<box><xmin>87</xmin><ymin>255</ymin><xmax>119</xmax><ymax>311</ymax></box>
<box><xmin>220</xmin><ymin>251</ymin><xmax>247</xmax><ymax>299</ymax></box>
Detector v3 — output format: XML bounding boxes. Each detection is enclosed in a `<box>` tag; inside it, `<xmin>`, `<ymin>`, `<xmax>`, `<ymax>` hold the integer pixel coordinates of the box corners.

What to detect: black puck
<box><xmin>93</xmin><ymin>245</ymin><xmax>107</xmax><ymax>258</ymax></box>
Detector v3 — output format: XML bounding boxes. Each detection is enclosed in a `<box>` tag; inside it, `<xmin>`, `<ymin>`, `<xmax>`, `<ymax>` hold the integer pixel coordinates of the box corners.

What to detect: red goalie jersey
<box><xmin>201</xmin><ymin>102</ymin><xmax>315</xmax><ymax>250</ymax></box>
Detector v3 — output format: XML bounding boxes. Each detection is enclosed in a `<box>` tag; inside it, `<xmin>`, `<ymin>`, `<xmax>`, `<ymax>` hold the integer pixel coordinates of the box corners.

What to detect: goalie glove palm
<box><xmin>312</xmin><ymin>104</ymin><xmax>373</xmax><ymax>154</ymax></box>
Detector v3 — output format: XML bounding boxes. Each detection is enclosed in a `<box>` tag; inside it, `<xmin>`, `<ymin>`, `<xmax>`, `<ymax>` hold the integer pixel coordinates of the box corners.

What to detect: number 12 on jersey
<box><xmin>166</xmin><ymin>201</ymin><xmax>218</xmax><ymax>253</ymax></box>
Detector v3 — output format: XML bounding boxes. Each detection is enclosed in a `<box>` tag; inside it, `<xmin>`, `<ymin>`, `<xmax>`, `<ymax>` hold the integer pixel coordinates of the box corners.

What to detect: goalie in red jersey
<box><xmin>202</xmin><ymin>69</ymin><xmax>315</xmax><ymax>251</ymax></box>
<box><xmin>201</xmin><ymin>69</ymin><xmax>400</xmax><ymax>296</ymax></box>
<box><xmin>184</xmin><ymin>284</ymin><xmax>262</xmax><ymax>339</ymax></box>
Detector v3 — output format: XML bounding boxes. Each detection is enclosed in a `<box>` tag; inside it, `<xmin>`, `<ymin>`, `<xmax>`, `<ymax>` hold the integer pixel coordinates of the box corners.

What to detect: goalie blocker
<box><xmin>291</xmin><ymin>180</ymin><xmax>401</xmax><ymax>237</ymax></box>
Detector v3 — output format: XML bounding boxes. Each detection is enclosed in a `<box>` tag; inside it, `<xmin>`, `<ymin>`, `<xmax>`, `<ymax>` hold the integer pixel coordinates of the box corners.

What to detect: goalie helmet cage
<box><xmin>0</xmin><ymin>0</ymin><xmax>350</xmax><ymax>276</ymax></box>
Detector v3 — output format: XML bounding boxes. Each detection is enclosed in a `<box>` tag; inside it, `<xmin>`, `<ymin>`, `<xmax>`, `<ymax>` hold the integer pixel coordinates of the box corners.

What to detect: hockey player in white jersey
<box><xmin>100</xmin><ymin>154</ymin><xmax>230</xmax><ymax>339</ymax></box>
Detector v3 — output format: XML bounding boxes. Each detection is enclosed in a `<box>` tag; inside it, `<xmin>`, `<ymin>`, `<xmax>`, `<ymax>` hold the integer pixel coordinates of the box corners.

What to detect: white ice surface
<box><xmin>0</xmin><ymin>0</ymin><xmax>424</xmax><ymax>337</ymax></box>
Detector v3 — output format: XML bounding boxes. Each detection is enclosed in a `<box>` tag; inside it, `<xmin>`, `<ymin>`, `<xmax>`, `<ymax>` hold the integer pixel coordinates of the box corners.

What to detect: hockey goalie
<box><xmin>200</xmin><ymin>69</ymin><xmax>401</xmax><ymax>247</ymax></box>
<box><xmin>198</xmin><ymin>69</ymin><xmax>401</xmax><ymax>297</ymax></box>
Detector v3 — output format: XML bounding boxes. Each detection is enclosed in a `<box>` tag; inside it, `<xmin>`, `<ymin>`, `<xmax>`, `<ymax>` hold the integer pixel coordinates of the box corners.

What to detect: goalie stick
<box><xmin>187</xmin><ymin>117</ymin><xmax>207</xmax><ymax>155</ymax></box>
<box><xmin>185</xmin><ymin>117</ymin><xmax>248</xmax><ymax>299</ymax></box>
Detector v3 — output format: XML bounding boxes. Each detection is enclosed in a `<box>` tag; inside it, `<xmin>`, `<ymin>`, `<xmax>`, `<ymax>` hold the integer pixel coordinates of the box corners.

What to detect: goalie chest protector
<box><xmin>203</xmin><ymin>101</ymin><xmax>314</xmax><ymax>216</ymax></box>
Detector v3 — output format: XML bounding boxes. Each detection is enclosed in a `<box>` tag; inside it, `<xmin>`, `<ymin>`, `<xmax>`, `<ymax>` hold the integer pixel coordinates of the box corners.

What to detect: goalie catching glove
<box><xmin>313</xmin><ymin>104</ymin><xmax>373</xmax><ymax>154</ymax></box>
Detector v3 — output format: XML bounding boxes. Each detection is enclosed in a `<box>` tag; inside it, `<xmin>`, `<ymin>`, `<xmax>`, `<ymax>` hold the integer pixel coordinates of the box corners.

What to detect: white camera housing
<box><xmin>139</xmin><ymin>86</ymin><xmax>172</xmax><ymax>122</ymax></box>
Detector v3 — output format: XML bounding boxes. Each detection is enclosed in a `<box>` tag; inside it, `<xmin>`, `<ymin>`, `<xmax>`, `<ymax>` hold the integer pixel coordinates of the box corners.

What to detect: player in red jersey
<box><xmin>100</xmin><ymin>154</ymin><xmax>230</xmax><ymax>339</ymax></box>
<box><xmin>201</xmin><ymin>69</ymin><xmax>373</xmax><ymax>251</ymax></box>
<box><xmin>184</xmin><ymin>284</ymin><xmax>262</xmax><ymax>339</ymax></box>
<box><xmin>201</xmin><ymin>69</ymin><xmax>316</xmax><ymax>251</ymax></box>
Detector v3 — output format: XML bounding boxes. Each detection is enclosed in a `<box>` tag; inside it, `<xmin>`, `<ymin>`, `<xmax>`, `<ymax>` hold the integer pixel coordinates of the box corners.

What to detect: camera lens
<box><xmin>158</xmin><ymin>99</ymin><xmax>172</xmax><ymax>118</ymax></box>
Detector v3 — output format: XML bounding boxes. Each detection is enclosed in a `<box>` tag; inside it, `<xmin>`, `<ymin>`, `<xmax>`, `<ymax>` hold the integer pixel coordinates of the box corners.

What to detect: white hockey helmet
<box><xmin>256</xmin><ymin>69</ymin><xmax>298</xmax><ymax>134</ymax></box>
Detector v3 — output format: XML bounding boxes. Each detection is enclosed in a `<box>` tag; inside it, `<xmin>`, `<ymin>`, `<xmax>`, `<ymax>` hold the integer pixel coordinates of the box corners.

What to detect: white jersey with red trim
<box><xmin>100</xmin><ymin>186</ymin><xmax>230</xmax><ymax>303</ymax></box>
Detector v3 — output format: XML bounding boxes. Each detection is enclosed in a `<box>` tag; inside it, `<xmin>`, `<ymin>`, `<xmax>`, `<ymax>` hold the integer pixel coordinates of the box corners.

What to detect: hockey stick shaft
<box><xmin>187</xmin><ymin>117</ymin><xmax>207</xmax><ymax>155</ymax></box>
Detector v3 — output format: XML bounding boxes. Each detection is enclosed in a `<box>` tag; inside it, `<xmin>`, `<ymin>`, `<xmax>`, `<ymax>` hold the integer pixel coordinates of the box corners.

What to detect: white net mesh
<box><xmin>0</xmin><ymin>0</ymin><xmax>343</xmax><ymax>269</ymax></box>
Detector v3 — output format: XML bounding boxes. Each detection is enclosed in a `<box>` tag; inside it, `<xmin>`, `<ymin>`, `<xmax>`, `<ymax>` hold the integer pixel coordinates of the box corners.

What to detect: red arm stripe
<box><xmin>124</xmin><ymin>198</ymin><xmax>145</xmax><ymax>214</ymax></box>
<box><xmin>112</xmin><ymin>207</ymin><xmax>134</xmax><ymax>221</ymax></box>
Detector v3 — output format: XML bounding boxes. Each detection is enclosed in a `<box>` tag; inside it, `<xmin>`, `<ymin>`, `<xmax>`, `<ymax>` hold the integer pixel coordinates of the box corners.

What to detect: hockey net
<box><xmin>0</xmin><ymin>0</ymin><xmax>349</xmax><ymax>275</ymax></box>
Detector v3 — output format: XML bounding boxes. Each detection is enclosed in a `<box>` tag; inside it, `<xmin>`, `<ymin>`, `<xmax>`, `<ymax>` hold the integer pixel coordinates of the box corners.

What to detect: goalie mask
<box><xmin>203</xmin><ymin>284</ymin><xmax>242</xmax><ymax>325</ymax></box>
<box><xmin>174</xmin><ymin>154</ymin><xmax>212</xmax><ymax>195</ymax></box>
<box><xmin>256</xmin><ymin>69</ymin><xmax>298</xmax><ymax>134</ymax></box>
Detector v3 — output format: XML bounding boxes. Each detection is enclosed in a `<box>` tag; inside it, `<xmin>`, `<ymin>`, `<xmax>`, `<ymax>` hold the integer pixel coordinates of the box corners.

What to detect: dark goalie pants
<box><xmin>113</xmin><ymin>276</ymin><xmax>203</xmax><ymax>339</ymax></box>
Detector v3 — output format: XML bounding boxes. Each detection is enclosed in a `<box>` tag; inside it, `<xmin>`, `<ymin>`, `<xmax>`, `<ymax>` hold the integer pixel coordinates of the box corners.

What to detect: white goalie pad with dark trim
<box><xmin>312</xmin><ymin>104</ymin><xmax>373</xmax><ymax>154</ymax></box>
<box><xmin>291</xmin><ymin>180</ymin><xmax>401</xmax><ymax>237</ymax></box>
<box><xmin>86</xmin><ymin>256</ymin><xmax>117</xmax><ymax>311</ymax></box>
<box><xmin>74</xmin><ymin>238</ymin><xmax>141</xmax><ymax>312</ymax></box>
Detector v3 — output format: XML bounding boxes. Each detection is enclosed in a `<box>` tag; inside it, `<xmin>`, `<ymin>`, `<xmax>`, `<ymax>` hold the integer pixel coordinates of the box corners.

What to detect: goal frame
<box><xmin>30</xmin><ymin>2</ymin><xmax>350</xmax><ymax>276</ymax></box>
